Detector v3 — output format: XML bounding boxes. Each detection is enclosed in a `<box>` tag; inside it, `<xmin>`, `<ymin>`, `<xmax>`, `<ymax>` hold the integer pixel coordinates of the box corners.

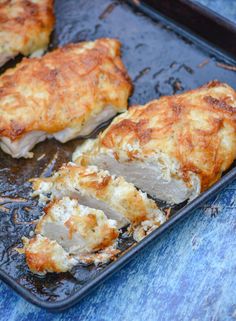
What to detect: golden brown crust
<box><xmin>36</xmin><ymin>197</ymin><xmax>119</xmax><ymax>252</ymax></box>
<box><xmin>0</xmin><ymin>38</ymin><xmax>132</xmax><ymax>140</ymax></box>
<box><xmin>64</xmin><ymin>215</ymin><xmax>118</xmax><ymax>251</ymax></box>
<box><xmin>24</xmin><ymin>236</ymin><xmax>70</xmax><ymax>274</ymax></box>
<box><xmin>31</xmin><ymin>164</ymin><xmax>162</xmax><ymax>225</ymax></box>
<box><xmin>25</xmin><ymin>240</ymin><xmax>58</xmax><ymax>273</ymax></box>
<box><xmin>57</xmin><ymin>164</ymin><xmax>156</xmax><ymax>225</ymax></box>
<box><xmin>97</xmin><ymin>81</ymin><xmax>236</xmax><ymax>191</ymax></box>
<box><xmin>65</xmin><ymin>214</ymin><xmax>98</xmax><ymax>240</ymax></box>
<box><xmin>0</xmin><ymin>0</ymin><xmax>54</xmax><ymax>59</ymax></box>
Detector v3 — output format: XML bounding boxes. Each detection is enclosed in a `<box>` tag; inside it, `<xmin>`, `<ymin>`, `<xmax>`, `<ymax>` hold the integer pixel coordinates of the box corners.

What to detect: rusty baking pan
<box><xmin>0</xmin><ymin>0</ymin><xmax>236</xmax><ymax>311</ymax></box>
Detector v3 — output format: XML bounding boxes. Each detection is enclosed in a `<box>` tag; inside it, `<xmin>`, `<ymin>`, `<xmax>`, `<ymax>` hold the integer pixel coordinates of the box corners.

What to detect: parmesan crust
<box><xmin>36</xmin><ymin>197</ymin><xmax>119</xmax><ymax>254</ymax></box>
<box><xmin>0</xmin><ymin>38</ymin><xmax>132</xmax><ymax>157</ymax></box>
<box><xmin>23</xmin><ymin>235</ymin><xmax>77</xmax><ymax>275</ymax></box>
<box><xmin>0</xmin><ymin>0</ymin><xmax>54</xmax><ymax>66</ymax></box>
<box><xmin>31</xmin><ymin>163</ymin><xmax>166</xmax><ymax>229</ymax></box>
<box><xmin>73</xmin><ymin>81</ymin><xmax>236</xmax><ymax>203</ymax></box>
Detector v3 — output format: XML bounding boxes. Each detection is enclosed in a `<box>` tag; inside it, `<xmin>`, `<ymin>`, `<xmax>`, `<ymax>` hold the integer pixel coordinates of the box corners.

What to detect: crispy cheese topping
<box><xmin>0</xmin><ymin>0</ymin><xmax>54</xmax><ymax>64</ymax></box>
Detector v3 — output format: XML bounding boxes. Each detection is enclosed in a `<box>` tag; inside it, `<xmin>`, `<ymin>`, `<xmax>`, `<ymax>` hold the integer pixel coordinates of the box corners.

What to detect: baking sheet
<box><xmin>0</xmin><ymin>0</ymin><xmax>235</xmax><ymax>310</ymax></box>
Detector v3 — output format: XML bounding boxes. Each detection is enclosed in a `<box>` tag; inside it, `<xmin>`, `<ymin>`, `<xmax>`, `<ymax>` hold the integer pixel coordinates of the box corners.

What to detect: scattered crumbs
<box><xmin>37</xmin><ymin>153</ymin><xmax>46</xmax><ymax>161</ymax></box>
<box><xmin>40</xmin><ymin>151</ymin><xmax>58</xmax><ymax>177</ymax></box>
<box><xmin>25</xmin><ymin>151</ymin><xmax>34</xmax><ymax>159</ymax></box>
<box><xmin>15</xmin><ymin>247</ymin><xmax>25</xmax><ymax>254</ymax></box>
<box><xmin>15</xmin><ymin>237</ymin><xmax>28</xmax><ymax>253</ymax></box>
<box><xmin>198</xmin><ymin>59</ymin><xmax>209</xmax><ymax>68</ymax></box>
<box><xmin>118</xmin><ymin>243</ymin><xmax>136</xmax><ymax>256</ymax></box>
<box><xmin>216</xmin><ymin>62</ymin><xmax>236</xmax><ymax>71</ymax></box>
<box><xmin>29</xmin><ymin>230</ymin><xmax>34</xmax><ymax>237</ymax></box>
<box><xmin>165</xmin><ymin>207</ymin><xmax>171</xmax><ymax>219</ymax></box>
<box><xmin>133</xmin><ymin>220</ymin><xmax>161</xmax><ymax>241</ymax></box>
<box><xmin>172</xmin><ymin>79</ymin><xmax>183</xmax><ymax>93</ymax></box>
<box><xmin>76</xmin><ymin>246</ymin><xmax>120</xmax><ymax>265</ymax></box>
<box><xmin>124</xmin><ymin>224</ymin><xmax>133</xmax><ymax>237</ymax></box>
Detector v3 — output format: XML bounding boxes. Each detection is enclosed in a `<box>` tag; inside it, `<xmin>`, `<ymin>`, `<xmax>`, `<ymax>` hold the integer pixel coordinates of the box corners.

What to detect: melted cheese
<box><xmin>31</xmin><ymin>163</ymin><xmax>166</xmax><ymax>229</ymax></box>
<box><xmin>36</xmin><ymin>197</ymin><xmax>119</xmax><ymax>254</ymax></box>
<box><xmin>0</xmin><ymin>38</ymin><xmax>132</xmax><ymax>158</ymax></box>
<box><xmin>73</xmin><ymin>81</ymin><xmax>236</xmax><ymax>203</ymax></box>
<box><xmin>23</xmin><ymin>235</ymin><xmax>77</xmax><ymax>275</ymax></box>
<box><xmin>0</xmin><ymin>0</ymin><xmax>54</xmax><ymax>66</ymax></box>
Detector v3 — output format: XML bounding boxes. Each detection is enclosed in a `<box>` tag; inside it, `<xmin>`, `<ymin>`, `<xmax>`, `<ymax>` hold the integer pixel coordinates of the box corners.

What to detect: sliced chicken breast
<box><xmin>31</xmin><ymin>163</ymin><xmax>166</xmax><ymax>230</ymax></box>
<box><xmin>36</xmin><ymin>197</ymin><xmax>119</xmax><ymax>254</ymax></box>
<box><xmin>73</xmin><ymin>81</ymin><xmax>236</xmax><ymax>204</ymax></box>
<box><xmin>0</xmin><ymin>0</ymin><xmax>54</xmax><ymax>67</ymax></box>
<box><xmin>0</xmin><ymin>38</ymin><xmax>132</xmax><ymax>158</ymax></box>
<box><xmin>23</xmin><ymin>235</ymin><xmax>77</xmax><ymax>275</ymax></box>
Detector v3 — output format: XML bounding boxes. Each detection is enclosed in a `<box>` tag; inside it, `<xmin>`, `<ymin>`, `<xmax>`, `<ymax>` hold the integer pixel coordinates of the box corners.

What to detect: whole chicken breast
<box><xmin>0</xmin><ymin>0</ymin><xmax>54</xmax><ymax>67</ymax></box>
<box><xmin>36</xmin><ymin>197</ymin><xmax>119</xmax><ymax>254</ymax></box>
<box><xmin>23</xmin><ymin>235</ymin><xmax>77</xmax><ymax>275</ymax></box>
<box><xmin>73</xmin><ymin>81</ymin><xmax>236</xmax><ymax>204</ymax></box>
<box><xmin>31</xmin><ymin>163</ymin><xmax>166</xmax><ymax>230</ymax></box>
<box><xmin>0</xmin><ymin>38</ymin><xmax>132</xmax><ymax>158</ymax></box>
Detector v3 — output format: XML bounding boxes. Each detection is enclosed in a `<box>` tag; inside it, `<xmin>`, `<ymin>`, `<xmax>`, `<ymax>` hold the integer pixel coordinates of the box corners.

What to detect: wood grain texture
<box><xmin>0</xmin><ymin>1</ymin><xmax>236</xmax><ymax>320</ymax></box>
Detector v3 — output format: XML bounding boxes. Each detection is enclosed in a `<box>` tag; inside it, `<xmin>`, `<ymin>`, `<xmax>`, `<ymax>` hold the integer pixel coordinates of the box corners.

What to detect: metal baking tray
<box><xmin>0</xmin><ymin>0</ymin><xmax>236</xmax><ymax>311</ymax></box>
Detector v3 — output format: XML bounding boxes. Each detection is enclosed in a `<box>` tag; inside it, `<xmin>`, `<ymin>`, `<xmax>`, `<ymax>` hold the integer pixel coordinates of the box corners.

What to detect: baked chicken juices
<box><xmin>73</xmin><ymin>81</ymin><xmax>236</xmax><ymax>204</ymax></box>
<box><xmin>0</xmin><ymin>38</ymin><xmax>132</xmax><ymax>158</ymax></box>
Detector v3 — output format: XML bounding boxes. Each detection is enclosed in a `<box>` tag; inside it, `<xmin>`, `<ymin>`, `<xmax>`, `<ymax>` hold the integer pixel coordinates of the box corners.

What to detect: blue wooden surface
<box><xmin>196</xmin><ymin>0</ymin><xmax>236</xmax><ymax>23</ymax></box>
<box><xmin>0</xmin><ymin>1</ymin><xmax>236</xmax><ymax>320</ymax></box>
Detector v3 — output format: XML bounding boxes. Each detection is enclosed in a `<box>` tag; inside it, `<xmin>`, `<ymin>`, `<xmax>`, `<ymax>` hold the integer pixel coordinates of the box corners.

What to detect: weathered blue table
<box><xmin>0</xmin><ymin>1</ymin><xmax>236</xmax><ymax>320</ymax></box>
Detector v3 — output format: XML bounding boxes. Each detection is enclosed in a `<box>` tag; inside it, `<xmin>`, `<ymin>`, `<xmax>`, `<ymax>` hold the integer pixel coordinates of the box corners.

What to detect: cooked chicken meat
<box><xmin>73</xmin><ymin>81</ymin><xmax>236</xmax><ymax>204</ymax></box>
<box><xmin>23</xmin><ymin>235</ymin><xmax>77</xmax><ymax>275</ymax></box>
<box><xmin>0</xmin><ymin>0</ymin><xmax>54</xmax><ymax>67</ymax></box>
<box><xmin>35</xmin><ymin>197</ymin><xmax>119</xmax><ymax>254</ymax></box>
<box><xmin>31</xmin><ymin>163</ymin><xmax>166</xmax><ymax>229</ymax></box>
<box><xmin>0</xmin><ymin>38</ymin><xmax>132</xmax><ymax>158</ymax></box>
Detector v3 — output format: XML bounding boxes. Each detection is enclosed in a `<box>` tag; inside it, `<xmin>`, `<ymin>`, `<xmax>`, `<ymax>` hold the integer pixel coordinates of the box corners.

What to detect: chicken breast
<box><xmin>73</xmin><ymin>81</ymin><xmax>236</xmax><ymax>204</ymax></box>
<box><xmin>0</xmin><ymin>0</ymin><xmax>54</xmax><ymax>66</ymax></box>
<box><xmin>0</xmin><ymin>38</ymin><xmax>132</xmax><ymax>158</ymax></box>
<box><xmin>23</xmin><ymin>235</ymin><xmax>77</xmax><ymax>275</ymax></box>
<box><xmin>36</xmin><ymin>197</ymin><xmax>119</xmax><ymax>254</ymax></box>
<box><xmin>31</xmin><ymin>163</ymin><xmax>166</xmax><ymax>230</ymax></box>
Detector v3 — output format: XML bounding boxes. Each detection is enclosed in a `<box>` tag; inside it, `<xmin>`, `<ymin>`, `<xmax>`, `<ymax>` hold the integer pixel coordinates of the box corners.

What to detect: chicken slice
<box><xmin>23</xmin><ymin>235</ymin><xmax>77</xmax><ymax>275</ymax></box>
<box><xmin>31</xmin><ymin>163</ymin><xmax>166</xmax><ymax>230</ymax></box>
<box><xmin>73</xmin><ymin>81</ymin><xmax>236</xmax><ymax>204</ymax></box>
<box><xmin>0</xmin><ymin>0</ymin><xmax>54</xmax><ymax>67</ymax></box>
<box><xmin>35</xmin><ymin>197</ymin><xmax>119</xmax><ymax>254</ymax></box>
<box><xmin>0</xmin><ymin>38</ymin><xmax>132</xmax><ymax>158</ymax></box>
